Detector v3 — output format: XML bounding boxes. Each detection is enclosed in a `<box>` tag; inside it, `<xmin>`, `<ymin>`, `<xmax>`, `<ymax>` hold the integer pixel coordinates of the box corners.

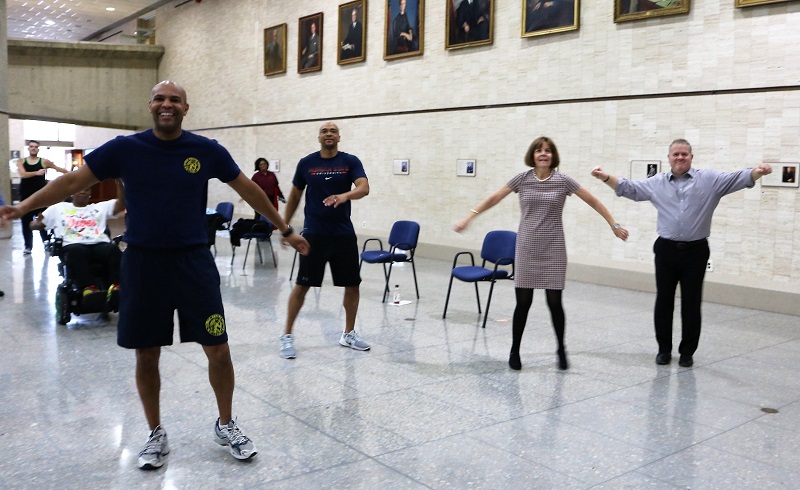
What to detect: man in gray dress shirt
<box><xmin>591</xmin><ymin>139</ymin><xmax>772</xmax><ymax>367</ymax></box>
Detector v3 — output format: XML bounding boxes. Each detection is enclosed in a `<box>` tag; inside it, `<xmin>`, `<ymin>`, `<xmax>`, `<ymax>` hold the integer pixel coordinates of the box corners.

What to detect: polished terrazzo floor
<box><xmin>1</xmin><ymin>223</ymin><xmax>800</xmax><ymax>489</ymax></box>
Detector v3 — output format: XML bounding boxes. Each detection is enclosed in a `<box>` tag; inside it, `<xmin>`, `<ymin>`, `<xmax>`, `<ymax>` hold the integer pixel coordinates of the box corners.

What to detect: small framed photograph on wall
<box><xmin>522</xmin><ymin>0</ymin><xmax>579</xmax><ymax>38</ymax></box>
<box><xmin>338</xmin><ymin>0</ymin><xmax>367</xmax><ymax>65</ymax></box>
<box><xmin>446</xmin><ymin>0</ymin><xmax>493</xmax><ymax>50</ymax></box>
<box><xmin>630</xmin><ymin>160</ymin><xmax>660</xmax><ymax>180</ymax></box>
<box><xmin>761</xmin><ymin>163</ymin><xmax>800</xmax><ymax>188</ymax></box>
<box><xmin>393</xmin><ymin>159</ymin><xmax>410</xmax><ymax>175</ymax></box>
<box><xmin>457</xmin><ymin>159</ymin><xmax>477</xmax><ymax>177</ymax></box>
<box><xmin>298</xmin><ymin>12</ymin><xmax>323</xmax><ymax>73</ymax></box>
<box><xmin>614</xmin><ymin>0</ymin><xmax>690</xmax><ymax>23</ymax></box>
<box><xmin>384</xmin><ymin>0</ymin><xmax>424</xmax><ymax>60</ymax></box>
<box><xmin>269</xmin><ymin>159</ymin><xmax>281</xmax><ymax>173</ymax></box>
<box><xmin>736</xmin><ymin>0</ymin><xmax>792</xmax><ymax>6</ymax></box>
<box><xmin>264</xmin><ymin>23</ymin><xmax>287</xmax><ymax>76</ymax></box>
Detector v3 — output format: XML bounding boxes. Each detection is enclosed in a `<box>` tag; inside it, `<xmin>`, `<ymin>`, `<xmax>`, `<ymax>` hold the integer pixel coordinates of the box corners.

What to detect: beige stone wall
<box><xmin>153</xmin><ymin>0</ymin><xmax>800</xmax><ymax>306</ymax></box>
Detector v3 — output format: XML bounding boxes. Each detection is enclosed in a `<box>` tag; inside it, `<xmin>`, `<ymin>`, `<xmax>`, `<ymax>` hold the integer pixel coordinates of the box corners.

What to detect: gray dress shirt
<box><xmin>615</xmin><ymin>167</ymin><xmax>755</xmax><ymax>241</ymax></box>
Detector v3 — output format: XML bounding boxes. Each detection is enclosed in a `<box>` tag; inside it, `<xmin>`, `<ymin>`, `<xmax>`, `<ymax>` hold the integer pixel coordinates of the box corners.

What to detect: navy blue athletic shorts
<box><xmin>295</xmin><ymin>234</ymin><xmax>361</xmax><ymax>287</ymax></box>
<box><xmin>117</xmin><ymin>245</ymin><xmax>228</xmax><ymax>348</ymax></box>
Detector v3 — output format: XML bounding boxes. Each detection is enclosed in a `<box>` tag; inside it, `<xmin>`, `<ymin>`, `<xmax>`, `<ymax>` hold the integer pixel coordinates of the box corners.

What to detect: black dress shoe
<box><xmin>509</xmin><ymin>351</ymin><xmax>521</xmax><ymax>371</ymax></box>
<box><xmin>678</xmin><ymin>355</ymin><xmax>694</xmax><ymax>367</ymax></box>
<box><xmin>656</xmin><ymin>353</ymin><xmax>672</xmax><ymax>365</ymax></box>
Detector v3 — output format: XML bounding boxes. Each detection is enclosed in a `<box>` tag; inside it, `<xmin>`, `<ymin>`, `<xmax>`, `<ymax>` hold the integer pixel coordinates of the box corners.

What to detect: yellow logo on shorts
<box><xmin>205</xmin><ymin>314</ymin><xmax>226</xmax><ymax>336</ymax></box>
<box><xmin>184</xmin><ymin>157</ymin><xmax>201</xmax><ymax>173</ymax></box>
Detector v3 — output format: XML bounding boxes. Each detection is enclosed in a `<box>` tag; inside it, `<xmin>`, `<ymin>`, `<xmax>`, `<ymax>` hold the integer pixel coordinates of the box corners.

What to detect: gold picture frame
<box><xmin>446</xmin><ymin>0</ymin><xmax>493</xmax><ymax>50</ymax></box>
<box><xmin>264</xmin><ymin>23</ymin><xmax>287</xmax><ymax>76</ymax></box>
<box><xmin>522</xmin><ymin>0</ymin><xmax>579</xmax><ymax>38</ymax></box>
<box><xmin>614</xmin><ymin>0</ymin><xmax>689</xmax><ymax>23</ymax></box>
<box><xmin>298</xmin><ymin>12</ymin><xmax>323</xmax><ymax>74</ymax></box>
<box><xmin>384</xmin><ymin>0</ymin><xmax>424</xmax><ymax>60</ymax></box>
<box><xmin>736</xmin><ymin>0</ymin><xmax>794</xmax><ymax>5</ymax></box>
<box><xmin>338</xmin><ymin>0</ymin><xmax>367</xmax><ymax>65</ymax></box>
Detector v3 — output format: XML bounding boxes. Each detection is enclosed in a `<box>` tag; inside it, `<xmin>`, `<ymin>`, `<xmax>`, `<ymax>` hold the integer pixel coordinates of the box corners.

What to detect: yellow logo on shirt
<box><xmin>205</xmin><ymin>314</ymin><xmax>226</xmax><ymax>336</ymax></box>
<box><xmin>184</xmin><ymin>157</ymin><xmax>201</xmax><ymax>174</ymax></box>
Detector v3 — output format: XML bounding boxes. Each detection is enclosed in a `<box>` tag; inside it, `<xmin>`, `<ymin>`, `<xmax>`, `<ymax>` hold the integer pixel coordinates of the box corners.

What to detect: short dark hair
<box><xmin>28</xmin><ymin>140</ymin><xmax>40</xmax><ymax>146</ymax></box>
<box><xmin>669</xmin><ymin>138</ymin><xmax>693</xmax><ymax>154</ymax></box>
<box><xmin>254</xmin><ymin>157</ymin><xmax>269</xmax><ymax>171</ymax></box>
<box><xmin>524</xmin><ymin>136</ymin><xmax>560</xmax><ymax>169</ymax></box>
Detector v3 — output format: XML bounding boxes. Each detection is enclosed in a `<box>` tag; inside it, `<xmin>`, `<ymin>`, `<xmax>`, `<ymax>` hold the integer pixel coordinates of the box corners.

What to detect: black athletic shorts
<box><xmin>295</xmin><ymin>234</ymin><xmax>361</xmax><ymax>287</ymax></box>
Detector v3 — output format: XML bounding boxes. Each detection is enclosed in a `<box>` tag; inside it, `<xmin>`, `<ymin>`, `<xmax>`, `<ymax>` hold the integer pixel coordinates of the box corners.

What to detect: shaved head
<box><xmin>151</xmin><ymin>80</ymin><xmax>187</xmax><ymax>104</ymax></box>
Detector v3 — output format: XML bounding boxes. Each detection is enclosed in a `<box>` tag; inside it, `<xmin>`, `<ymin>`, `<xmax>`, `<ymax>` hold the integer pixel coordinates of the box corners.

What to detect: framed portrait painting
<box><xmin>614</xmin><ymin>0</ymin><xmax>689</xmax><ymax>23</ymax></box>
<box><xmin>264</xmin><ymin>23</ymin><xmax>287</xmax><ymax>76</ymax></box>
<box><xmin>630</xmin><ymin>160</ymin><xmax>660</xmax><ymax>180</ymax></box>
<box><xmin>384</xmin><ymin>0</ymin><xmax>424</xmax><ymax>60</ymax></box>
<box><xmin>456</xmin><ymin>159</ymin><xmax>477</xmax><ymax>177</ymax></box>
<box><xmin>761</xmin><ymin>163</ymin><xmax>800</xmax><ymax>188</ymax></box>
<box><xmin>446</xmin><ymin>0</ymin><xmax>493</xmax><ymax>50</ymax></box>
<box><xmin>393</xmin><ymin>159</ymin><xmax>410</xmax><ymax>175</ymax></box>
<box><xmin>736</xmin><ymin>0</ymin><xmax>795</xmax><ymax>5</ymax></box>
<box><xmin>338</xmin><ymin>0</ymin><xmax>367</xmax><ymax>64</ymax></box>
<box><xmin>298</xmin><ymin>13</ymin><xmax>323</xmax><ymax>73</ymax></box>
<box><xmin>522</xmin><ymin>0</ymin><xmax>579</xmax><ymax>38</ymax></box>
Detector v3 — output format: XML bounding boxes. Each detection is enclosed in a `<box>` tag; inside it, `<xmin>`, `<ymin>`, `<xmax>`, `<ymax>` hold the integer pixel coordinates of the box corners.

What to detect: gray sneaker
<box><xmin>280</xmin><ymin>334</ymin><xmax>296</xmax><ymax>359</ymax></box>
<box><xmin>339</xmin><ymin>330</ymin><xmax>370</xmax><ymax>351</ymax></box>
<box><xmin>213</xmin><ymin>418</ymin><xmax>257</xmax><ymax>460</ymax></box>
<box><xmin>137</xmin><ymin>425</ymin><xmax>169</xmax><ymax>470</ymax></box>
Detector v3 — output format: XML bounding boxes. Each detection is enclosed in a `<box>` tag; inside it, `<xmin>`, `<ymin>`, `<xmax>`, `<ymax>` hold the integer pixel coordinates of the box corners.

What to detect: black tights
<box><xmin>511</xmin><ymin>288</ymin><xmax>565</xmax><ymax>353</ymax></box>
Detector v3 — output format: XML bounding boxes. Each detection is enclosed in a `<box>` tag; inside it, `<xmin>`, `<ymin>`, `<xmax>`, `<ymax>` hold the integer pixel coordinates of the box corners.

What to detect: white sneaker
<box><xmin>280</xmin><ymin>334</ymin><xmax>296</xmax><ymax>359</ymax></box>
<box><xmin>339</xmin><ymin>330</ymin><xmax>370</xmax><ymax>351</ymax></box>
<box><xmin>137</xmin><ymin>425</ymin><xmax>169</xmax><ymax>470</ymax></box>
<box><xmin>213</xmin><ymin>418</ymin><xmax>257</xmax><ymax>460</ymax></box>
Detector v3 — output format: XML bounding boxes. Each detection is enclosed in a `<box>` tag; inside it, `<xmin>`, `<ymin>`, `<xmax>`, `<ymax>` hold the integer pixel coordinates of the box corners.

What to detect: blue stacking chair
<box><xmin>442</xmin><ymin>230</ymin><xmax>516</xmax><ymax>328</ymax></box>
<box><xmin>211</xmin><ymin>202</ymin><xmax>234</xmax><ymax>256</ymax></box>
<box><xmin>359</xmin><ymin>220</ymin><xmax>421</xmax><ymax>303</ymax></box>
<box><xmin>231</xmin><ymin>215</ymin><xmax>276</xmax><ymax>269</ymax></box>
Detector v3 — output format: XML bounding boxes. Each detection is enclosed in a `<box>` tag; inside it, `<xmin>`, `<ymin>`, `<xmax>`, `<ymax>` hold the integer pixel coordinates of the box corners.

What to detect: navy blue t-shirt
<box><xmin>85</xmin><ymin>129</ymin><xmax>241</xmax><ymax>248</ymax></box>
<box><xmin>292</xmin><ymin>151</ymin><xmax>367</xmax><ymax>236</ymax></box>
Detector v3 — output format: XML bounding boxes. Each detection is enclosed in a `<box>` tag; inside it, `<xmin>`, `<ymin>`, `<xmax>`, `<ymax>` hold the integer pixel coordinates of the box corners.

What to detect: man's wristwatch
<box><xmin>281</xmin><ymin>225</ymin><xmax>294</xmax><ymax>238</ymax></box>
<box><xmin>613</xmin><ymin>223</ymin><xmax>621</xmax><ymax>230</ymax></box>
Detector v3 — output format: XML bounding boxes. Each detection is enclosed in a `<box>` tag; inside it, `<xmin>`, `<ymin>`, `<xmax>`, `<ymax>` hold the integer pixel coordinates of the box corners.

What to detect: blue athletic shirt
<box><xmin>292</xmin><ymin>151</ymin><xmax>367</xmax><ymax>236</ymax></box>
<box><xmin>85</xmin><ymin>129</ymin><xmax>241</xmax><ymax>248</ymax></box>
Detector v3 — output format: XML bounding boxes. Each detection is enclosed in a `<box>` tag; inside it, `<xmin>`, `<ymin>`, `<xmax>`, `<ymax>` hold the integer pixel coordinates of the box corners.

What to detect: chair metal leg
<box><xmin>482</xmin><ymin>280</ymin><xmax>497</xmax><ymax>329</ymax></box>
<box><xmin>267</xmin><ymin>238</ymin><xmax>276</xmax><ymax>266</ymax></box>
<box><xmin>443</xmin><ymin>275</ymin><xmax>456</xmax><ymax>318</ymax></box>
<box><xmin>410</xmin><ymin>259</ymin><xmax>419</xmax><ymax>299</ymax></box>
<box><xmin>242</xmin><ymin>240</ymin><xmax>253</xmax><ymax>270</ymax></box>
<box><xmin>290</xmin><ymin>249</ymin><xmax>298</xmax><ymax>279</ymax></box>
<box><xmin>383</xmin><ymin>262</ymin><xmax>395</xmax><ymax>303</ymax></box>
<box><xmin>230</xmin><ymin>246</ymin><xmax>236</xmax><ymax>266</ymax></box>
<box><xmin>474</xmin><ymin>282</ymin><xmax>482</xmax><ymax>314</ymax></box>
<box><xmin>255</xmin><ymin>241</ymin><xmax>264</xmax><ymax>264</ymax></box>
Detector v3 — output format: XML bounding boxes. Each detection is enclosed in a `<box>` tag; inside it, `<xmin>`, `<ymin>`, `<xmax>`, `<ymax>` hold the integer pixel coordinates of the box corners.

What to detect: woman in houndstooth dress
<box><xmin>455</xmin><ymin>136</ymin><xmax>628</xmax><ymax>371</ymax></box>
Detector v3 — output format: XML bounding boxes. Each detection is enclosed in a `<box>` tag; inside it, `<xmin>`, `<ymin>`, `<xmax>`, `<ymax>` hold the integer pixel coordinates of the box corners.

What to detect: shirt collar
<box><xmin>668</xmin><ymin>167</ymin><xmax>696</xmax><ymax>181</ymax></box>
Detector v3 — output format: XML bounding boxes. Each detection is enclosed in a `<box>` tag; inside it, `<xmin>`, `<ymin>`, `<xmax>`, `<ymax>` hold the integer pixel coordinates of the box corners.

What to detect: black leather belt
<box><xmin>659</xmin><ymin>237</ymin><xmax>707</xmax><ymax>250</ymax></box>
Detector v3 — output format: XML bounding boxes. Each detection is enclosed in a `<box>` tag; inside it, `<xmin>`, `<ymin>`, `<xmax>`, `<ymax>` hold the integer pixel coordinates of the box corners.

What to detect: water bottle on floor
<box><xmin>393</xmin><ymin>284</ymin><xmax>401</xmax><ymax>304</ymax></box>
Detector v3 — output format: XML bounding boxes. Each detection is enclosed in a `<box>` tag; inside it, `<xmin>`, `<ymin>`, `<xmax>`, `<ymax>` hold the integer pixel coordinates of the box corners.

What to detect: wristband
<box><xmin>603</xmin><ymin>175</ymin><xmax>610</xmax><ymax>183</ymax></box>
<box><xmin>281</xmin><ymin>225</ymin><xmax>295</xmax><ymax>238</ymax></box>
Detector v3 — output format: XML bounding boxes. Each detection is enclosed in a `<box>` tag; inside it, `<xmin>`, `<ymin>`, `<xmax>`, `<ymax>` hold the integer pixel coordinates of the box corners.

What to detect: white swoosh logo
<box><xmin>325</xmin><ymin>176</ymin><xmax>333</xmax><ymax>180</ymax></box>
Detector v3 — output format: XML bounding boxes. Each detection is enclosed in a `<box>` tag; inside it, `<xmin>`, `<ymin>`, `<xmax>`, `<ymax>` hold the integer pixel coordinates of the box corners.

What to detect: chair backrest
<box><xmin>215</xmin><ymin>201</ymin><xmax>234</xmax><ymax>222</ymax></box>
<box><xmin>481</xmin><ymin>230</ymin><xmax>516</xmax><ymax>266</ymax></box>
<box><xmin>388</xmin><ymin>220</ymin><xmax>420</xmax><ymax>251</ymax></box>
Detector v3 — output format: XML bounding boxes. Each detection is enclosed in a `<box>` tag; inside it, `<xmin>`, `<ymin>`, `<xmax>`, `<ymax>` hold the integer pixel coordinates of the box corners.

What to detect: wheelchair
<box><xmin>51</xmin><ymin>234</ymin><xmax>124</xmax><ymax>325</ymax></box>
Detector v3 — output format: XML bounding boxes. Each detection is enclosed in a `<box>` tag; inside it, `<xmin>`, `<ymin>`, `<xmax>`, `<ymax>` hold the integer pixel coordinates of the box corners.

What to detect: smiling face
<box><xmin>149</xmin><ymin>81</ymin><xmax>189</xmax><ymax>140</ymax></box>
<box><xmin>318</xmin><ymin>122</ymin><xmax>341</xmax><ymax>152</ymax></box>
<box><xmin>668</xmin><ymin>141</ymin><xmax>693</xmax><ymax>177</ymax></box>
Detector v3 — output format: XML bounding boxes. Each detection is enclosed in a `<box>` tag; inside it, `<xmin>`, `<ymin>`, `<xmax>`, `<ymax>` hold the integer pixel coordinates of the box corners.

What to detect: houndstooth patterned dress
<box><xmin>507</xmin><ymin>170</ymin><xmax>580</xmax><ymax>290</ymax></box>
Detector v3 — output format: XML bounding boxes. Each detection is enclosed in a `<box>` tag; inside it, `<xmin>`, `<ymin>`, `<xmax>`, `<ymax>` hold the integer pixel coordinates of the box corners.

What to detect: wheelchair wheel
<box><xmin>55</xmin><ymin>285</ymin><xmax>71</xmax><ymax>325</ymax></box>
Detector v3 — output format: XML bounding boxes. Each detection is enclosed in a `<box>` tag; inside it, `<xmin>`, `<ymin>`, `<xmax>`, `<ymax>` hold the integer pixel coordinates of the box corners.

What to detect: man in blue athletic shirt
<box><xmin>0</xmin><ymin>81</ymin><xmax>309</xmax><ymax>470</ymax></box>
<box><xmin>279</xmin><ymin>121</ymin><xmax>371</xmax><ymax>359</ymax></box>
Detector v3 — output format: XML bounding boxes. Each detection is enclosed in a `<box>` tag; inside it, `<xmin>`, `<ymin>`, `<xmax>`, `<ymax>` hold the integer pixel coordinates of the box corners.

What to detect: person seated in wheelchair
<box><xmin>31</xmin><ymin>181</ymin><xmax>125</xmax><ymax>304</ymax></box>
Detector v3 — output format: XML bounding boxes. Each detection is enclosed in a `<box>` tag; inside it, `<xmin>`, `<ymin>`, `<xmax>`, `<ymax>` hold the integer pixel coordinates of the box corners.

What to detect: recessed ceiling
<box><xmin>5</xmin><ymin>0</ymin><xmax>170</xmax><ymax>42</ymax></box>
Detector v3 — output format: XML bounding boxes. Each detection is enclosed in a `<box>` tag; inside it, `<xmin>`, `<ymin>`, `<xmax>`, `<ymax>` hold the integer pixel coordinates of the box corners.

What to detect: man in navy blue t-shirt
<box><xmin>279</xmin><ymin>122</ymin><xmax>371</xmax><ymax>359</ymax></box>
<box><xmin>0</xmin><ymin>81</ymin><xmax>309</xmax><ymax>470</ymax></box>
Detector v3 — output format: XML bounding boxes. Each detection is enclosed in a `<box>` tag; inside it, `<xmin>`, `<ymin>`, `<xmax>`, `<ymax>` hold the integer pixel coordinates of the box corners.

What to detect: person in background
<box><xmin>16</xmin><ymin>140</ymin><xmax>69</xmax><ymax>254</ymax></box>
<box><xmin>279</xmin><ymin>121</ymin><xmax>370</xmax><ymax>359</ymax></box>
<box><xmin>30</xmin><ymin>182</ymin><xmax>125</xmax><ymax>301</ymax></box>
<box><xmin>251</xmin><ymin>157</ymin><xmax>285</xmax><ymax>218</ymax></box>
<box><xmin>455</xmin><ymin>136</ymin><xmax>628</xmax><ymax>371</ymax></box>
<box><xmin>591</xmin><ymin>138</ymin><xmax>771</xmax><ymax>368</ymax></box>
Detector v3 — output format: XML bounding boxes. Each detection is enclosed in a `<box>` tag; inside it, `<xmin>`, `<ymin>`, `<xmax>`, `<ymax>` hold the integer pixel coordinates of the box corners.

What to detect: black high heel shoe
<box><xmin>509</xmin><ymin>351</ymin><xmax>522</xmax><ymax>370</ymax></box>
<box><xmin>557</xmin><ymin>348</ymin><xmax>568</xmax><ymax>370</ymax></box>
